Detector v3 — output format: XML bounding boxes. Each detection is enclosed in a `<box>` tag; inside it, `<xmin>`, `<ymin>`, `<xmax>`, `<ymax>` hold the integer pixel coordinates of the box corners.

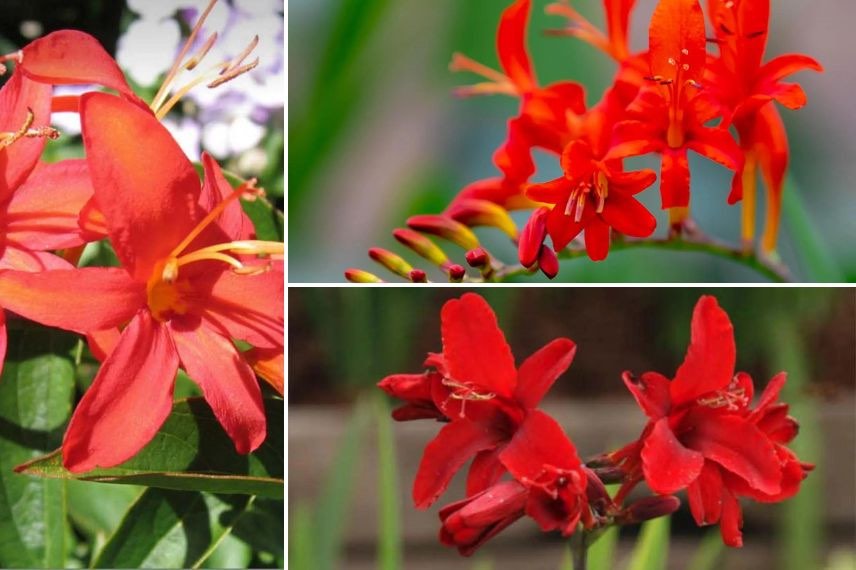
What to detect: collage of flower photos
<box><xmin>0</xmin><ymin>1</ymin><xmax>851</xmax><ymax>570</ymax></box>
<box><xmin>289</xmin><ymin>1</ymin><xmax>856</xmax><ymax>570</ymax></box>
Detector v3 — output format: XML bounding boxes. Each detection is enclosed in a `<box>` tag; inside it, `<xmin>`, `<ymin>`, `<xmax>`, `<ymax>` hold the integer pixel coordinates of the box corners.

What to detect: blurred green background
<box><xmin>288</xmin><ymin>287</ymin><xmax>856</xmax><ymax>569</ymax></box>
<box><xmin>289</xmin><ymin>0</ymin><xmax>852</xmax><ymax>282</ymax></box>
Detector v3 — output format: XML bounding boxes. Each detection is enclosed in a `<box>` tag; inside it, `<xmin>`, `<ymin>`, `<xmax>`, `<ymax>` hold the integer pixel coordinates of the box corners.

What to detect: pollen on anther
<box><xmin>681</xmin><ymin>48</ymin><xmax>689</xmax><ymax>56</ymax></box>
<box><xmin>667</xmin><ymin>57</ymin><xmax>676</xmax><ymax>66</ymax></box>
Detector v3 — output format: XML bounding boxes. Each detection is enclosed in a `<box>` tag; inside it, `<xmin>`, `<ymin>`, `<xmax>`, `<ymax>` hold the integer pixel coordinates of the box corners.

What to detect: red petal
<box><xmin>80</xmin><ymin>92</ymin><xmax>201</xmax><ymax>282</ymax></box>
<box><xmin>525</xmin><ymin>178</ymin><xmax>568</xmax><ymax>204</ymax></box>
<box><xmin>497</xmin><ymin>0</ymin><xmax>536</xmax><ymax>91</ymax></box>
<box><xmin>758</xmin><ymin>54</ymin><xmax>824</xmax><ymax>83</ymax></box>
<box><xmin>641</xmin><ymin>417</ymin><xmax>704</xmax><ymax>494</ymax></box>
<box><xmin>719</xmin><ymin>488</ymin><xmax>743</xmax><ymax>547</ymax></box>
<box><xmin>170</xmin><ymin>321</ymin><xmax>266</xmax><ymax>454</ymax></box>
<box><xmin>750</xmin><ymin>372</ymin><xmax>787</xmax><ymax>418</ymax></box>
<box><xmin>199</xmin><ymin>153</ymin><xmax>254</xmax><ymax>241</ymax></box>
<box><xmin>413</xmin><ymin>419</ymin><xmax>504</xmax><ymax>508</ymax></box>
<box><xmin>767</xmin><ymin>82</ymin><xmax>807</xmax><ymax>110</ymax></box>
<box><xmin>466</xmin><ymin>448</ymin><xmax>507</xmax><ymax>496</ymax></box>
<box><xmin>606</xmin><ymin>168</ymin><xmax>658</xmax><ymax>196</ymax></box>
<box><xmin>198</xmin><ymin>266</ymin><xmax>284</xmax><ymax>350</ymax></box>
<box><xmin>687</xmin><ymin>461</ymin><xmax>724</xmax><ymax>526</ymax></box>
<box><xmin>584</xmin><ymin>216</ymin><xmax>610</xmax><ymax>261</ymax></box>
<box><xmin>622</xmin><ymin>371</ymin><xmax>671</xmax><ymax>419</ymax></box>
<box><xmin>514</xmin><ymin>338</ymin><xmax>576</xmax><ymax>409</ymax></box>
<box><xmin>3</xmin><ymin>159</ymin><xmax>94</xmax><ymax>250</ymax></box>
<box><xmin>560</xmin><ymin>140</ymin><xmax>595</xmax><ymax>180</ymax></box>
<box><xmin>545</xmin><ymin>204</ymin><xmax>584</xmax><ymax>251</ymax></box>
<box><xmin>0</xmin><ymin>247</ymin><xmax>72</xmax><ymax>272</ymax></box>
<box><xmin>499</xmin><ymin>409</ymin><xmax>581</xmax><ymax>479</ymax></box>
<box><xmin>649</xmin><ymin>0</ymin><xmax>706</xmax><ymax>84</ymax></box>
<box><xmin>687</xmin><ymin>127</ymin><xmax>742</xmax><ymax>171</ymax></box>
<box><xmin>601</xmin><ymin>194</ymin><xmax>657</xmax><ymax>238</ymax></box>
<box><xmin>21</xmin><ymin>31</ymin><xmax>139</xmax><ymax>101</ymax></box>
<box><xmin>682</xmin><ymin>411</ymin><xmax>781</xmax><ymax>495</ymax></box>
<box><xmin>62</xmin><ymin>310</ymin><xmax>178</xmax><ymax>472</ymax></box>
<box><xmin>606</xmin><ymin>120</ymin><xmax>664</xmax><ymax>160</ymax></box>
<box><xmin>0</xmin><ymin>73</ymin><xmax>52</xmax><ymax>203</ymax></box>
<box><xmin>0</xmin><ymin>268</ymin><xmax>143</xmax><ymax>333</ymax></box>
<box><xmin>659</xmin><ymin>148</ymin><xmax>691</xmax><ymax>209</ymax></box>
<box><xmin>670</xmin><ymin>295</ymin><xmax>736</xmax><ymax>406</ymax></box>
<box><xmin>441</xmin><ymin>293</ymin><xmax>517</xmax><ymax>398</ymax></box>
<box><xmin>751</xmin><ymin>105</ymin><xmax>789</xmax><ymax>252</ymax></box>
<box><xmin>86</xmin><ymin>329</ymin><xmax>121</xmax><ymax>362</ymax></box>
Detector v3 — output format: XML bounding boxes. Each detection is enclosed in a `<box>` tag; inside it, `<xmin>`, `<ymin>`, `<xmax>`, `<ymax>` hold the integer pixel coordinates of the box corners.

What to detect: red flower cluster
<box><xmin>0</xmin><ymin>5</ymin><xmax>283</xmax><ymax>473</ymax></box>
<box><xmin>380</xmin><ymin>293</ymin><xmax>810</xmax><ymax>555</ymax></box>
<box><xmin>449</xmin><ymin>0</ymin><xmax>820</xmax><ymax>272</ymax></box>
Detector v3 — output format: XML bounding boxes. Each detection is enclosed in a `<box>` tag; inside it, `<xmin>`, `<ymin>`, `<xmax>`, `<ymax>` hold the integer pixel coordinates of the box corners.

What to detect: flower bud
<box><xmin>617</xmin><ymin>495</ymin><xmax>681</xmax><ymax>525</ymax></box>
<box><xmin>368</xmin><ymin>247</ymin><xmax>413</xmax><ymax>278</ymax></box>
<box><xmin>447</xmin><ymin>264</ymin><xmax>466</xmax><ymax>282</ymax></box>
<box><xmin>538</xmin><ymin>246</ymin><xmax>559</xmax><ymax>279</ymax></box>
<box><xmin>393</xmin><ymin>228</ymin><xmax>450</xmax><ymax>267</ymax></box>
<box><xmin>344</xmin><ymin>268</ymin><xmax>383</xmax><ymax>283</ymax></box>
<box><xmin>465</xmin><ymin>247</ymin><xmax>489</xmax><ymax>268</ymax></box>
<box><xmin>407</xmin><ymin>215</ymin><xmax>480</xmax><ymax>251</ymax></box>
<box><xmin>409</xmin><ymin>269</ymin><xmax>428</xmax><ymax>283</ymax></box>
<box><xmin>446</xmin><ymin>198</ymin><xmax>518</xmax><ymax>240</ymax></box>
<box><xmin>519</xmin><ymin>207</ymin><xmax>549</xmax><ymax>267</ymax></box>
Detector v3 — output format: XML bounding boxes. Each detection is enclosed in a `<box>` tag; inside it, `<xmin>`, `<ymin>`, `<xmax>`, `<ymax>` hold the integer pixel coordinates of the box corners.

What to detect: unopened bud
<box><xmin>446</xmin><ymin>198</ymin><xmax>518</xmax><ymax>240</ymax></box>
<box><xmin>344</xmin><ymin>268</ymin><xmax>384</xmax><ymax>283</ymax></box>
<box><xmin>409</xmin><ymin>269</ymin><xmax>428</xmax><ymax>283</ymax></box>
<box><xmin>618</xmin><ymin>495</ymin><xmax>681</xmax><ymax>525</ymax></box>
<box><xmin>407</xmin><ymin>215</ymin><xmax>480</xmax><ymax>251</ymax></box>
<box><xmin>538</xmin><ymin>246</ymin><xmax>559</xmax><ymax>279</ymax></box>
<box><xmin>368</xmin><ymin>247</ymin><xmax>413</xmax><ymax>278</ymax></box>
<box><xmin>465</xmin><ymin>247</ymin><xmax>489</xmax><ymax>268</ymax></box>
<box><xmin>448</xmin><ymin>264</ymin><xmax>466</xmax><ymax>282</ymax></box>
<box><xmin>519</xmin><ymin>207</ymin><xmax>549</xmax><ymax>267</ymax></box>
<box><xmin>393</xmin><ymin>228</ymin><xmax>450</xmax><ymax>267</ymax></box>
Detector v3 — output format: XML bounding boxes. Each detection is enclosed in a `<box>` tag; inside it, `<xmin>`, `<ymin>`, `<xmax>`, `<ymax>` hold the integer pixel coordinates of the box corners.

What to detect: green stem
<box><xmin>572</xmin><ymin>531</ymin><xmax>588</xmax><ymax>570</ymax></box>
<box><xmin>487</xmin><ymin>233</ymin><xmax>791</xmax><ymax>283</ymax></box>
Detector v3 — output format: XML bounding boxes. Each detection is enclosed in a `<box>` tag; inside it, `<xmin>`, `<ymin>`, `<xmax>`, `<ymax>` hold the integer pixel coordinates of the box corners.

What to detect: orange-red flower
<box><xmin>606</xmin><ymin>0</ymin><xmax>742</xmax><ymax>219</ymax></box>
<box><xmin>523</xmin><ymin>139</ymin><xmax>656</xmax><ymax>261</ymax></box>
<box><xmin>0</xmin><ymin>93</ymin><xmax>283</xmax><ymax>472</ymax></box>
<box><xmin>705</xmin><ymin>0</ymin><xmax>822</xmax><ymax>252</ymax></box>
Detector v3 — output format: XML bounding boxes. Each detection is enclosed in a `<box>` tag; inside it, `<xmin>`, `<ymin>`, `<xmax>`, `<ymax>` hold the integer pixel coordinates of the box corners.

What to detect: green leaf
<box><xmin>229</xmin><ymin>498</ymin><xmax>283</xmax><ymax>566</ymax></box>
<box><xmin>287</xmin><ymin>502</ymin><xmax>313</xmax><ymax>570</ymax></box>
<box><xmin>0</xmin><ymin>325</ymin><xmax>76</xmax><ymax>568</ymax></box>
<box><xmin>66</xmin><ymin>480</ymin><xmax>141</xmax><ymax>540</ymax></box>
<box><xmin>376</xmin><ymin>394</ymin><xmax>401</xmax><ymax>570</ymax></box>
<box><xmin>201</xmin><ymin>532</ymin><xmax>252</xmax><ymax>569</ymax></box>
<box><xmin>16</xmin><ymin>398</ymin><xmax>283</xmax><ymax>499</ymax></box>
<box><xmin>626</xmin><ymin>516</ymin><xmax>670</xmax><ymax>570</ymax></box>
<box><xmin>782</xmin><ymin>176</ymin><xmax>843</xmax><ymax>282</ymax></box>
<box><xmin>93</xmin><ymin>489</ymin><xmax>252</xmax><ymax>569</ymax></box>
<box><xmin>687</xmin><ymin>530</ymin><xmax>724</xmax><ymax>570</ymax></box>
<box><xmin>588</xmin><ymin>526</ymin><xmax>620</xmax><ymax>570</ymax></box>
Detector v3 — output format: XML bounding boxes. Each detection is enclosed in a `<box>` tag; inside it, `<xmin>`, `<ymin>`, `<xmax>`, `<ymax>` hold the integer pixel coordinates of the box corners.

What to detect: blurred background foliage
<box><xmin>289</xmin><ymin>0</ymin><xmax>852</xmax><ymax>282</ymax></box>
<box><xmin>289</xmin><ymin>288</ymin><xmax>855</xmax><ymax>569</ymax></box>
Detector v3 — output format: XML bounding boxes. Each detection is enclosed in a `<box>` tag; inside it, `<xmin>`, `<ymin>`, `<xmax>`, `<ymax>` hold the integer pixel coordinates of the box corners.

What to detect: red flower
<box><xmin>705</xmin><ymin>0</ymin><xmax>822</xmax><ymax>252</ymax></box>
<box><xmin>0</xmin><ymin>70</ymin><xmax>98</xmax><ymax>376</ymax></box>
<box><xmin>499</xmin><ymin>409</ymin><xmax>592</xmax><ymax>535</ymax></box>
<box><xmin>378</xmin><ymin>293</ymin><xmax>576</xmax><ymax>508</ymax></box>
<box><xmin>449</xmin><ymin>0</ymin><xmax>586</xmax><ymax>210</ymax></box>
<box><xmin>612</xmin><ymin>295</ymin><xmax>810</xmax><ymax>546</ymax></box>
<box><xmin>522</xmin><ymin>139</ymin><xmax>657</xmax><ymax>262</ymax></box>
<box><xmin>607</xmin><ymin>0</ymin><xmax>742</xmax><ymax>216</ymax></box>
<box><xmin>0</xmin><ymin>93</ymin><xmax>283</xmax><ymax>472</ymax></box>
<box><xmin>439</xmin><ymin>410</ymin><xmax>592</xmax><ymax>556</ymax></box>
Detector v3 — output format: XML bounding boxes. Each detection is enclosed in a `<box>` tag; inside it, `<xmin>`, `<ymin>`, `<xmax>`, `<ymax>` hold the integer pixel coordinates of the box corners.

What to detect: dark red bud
<box><xmin>538</xmin><ymin>246</ymin><xmax>559</xmax><ymax>279</ymax></box>
<box><xmin>409</xmin><ymin>269</ymin><xmax>428</xmax><ymax>283</ymax></box>
<box><xmin>465</xmin><ymin>247</ymin><xmax>489</xmax><ymax>268</ymax></box>
<box><xmin>448</xmin><ymin>264</ymin><xmax>466</xmax><ymax>282</ymax></box>
<box><xmin>519</xmin><ymin>207</ymin><xmax>549</xmax><ymax>267</ymax></box>
<box><xmin>618</xmin><ymin>495</ymin><xmax>681</xmax><ymax>525</ymax></box>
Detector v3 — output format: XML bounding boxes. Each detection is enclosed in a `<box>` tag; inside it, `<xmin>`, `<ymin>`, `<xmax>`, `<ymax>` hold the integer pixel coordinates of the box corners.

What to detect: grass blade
<box><xmin>376</xmin><ymin>394</ymin><xmax>402</xmax><ymax>570</ymax></box>
<box><xmin>626</xmin><ymin>516</ymin><xmax>669</xmax><ymax>570</ymax></box>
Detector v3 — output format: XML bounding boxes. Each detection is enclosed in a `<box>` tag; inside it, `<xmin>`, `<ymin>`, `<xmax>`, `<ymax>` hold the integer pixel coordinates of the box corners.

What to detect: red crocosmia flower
<box><xmin>523</xmin><ymin>139</ymin><xmax>657</xmax><ymax>262</ymax></box>
<box><xmin>704</xmin><ymin>0</ymin><xmax>822</xmax><ymax>252</ymax></box>
<box><xmin>610</xmin><ymin>295</ymin><xmax>809</xmax><ymax>547</ymax></box>
<box><xmin>378</xmin><ymin>293</ymin><xmax>577</xmax><ymax>508</ymax></box>
<box><xmin>0</xmin><ymin>71</ymin><xmax>97</xmax><ymax>376</ymax></box>
<box><xmin>438</xmin><ymin>480</ymin><xmax>528</xmax><ymax>556</ymax></box>
<box><xmin>448</xmin><ymin>0</ymin><xmax>586</xmax><ymax>210</ymax></box>
<box><xmin>0</xmin><ymin>93</ymin><xmax>283</xmax><ymax>472</ymax></box>
<box><xmin>498</xmin><ymin>409</ymin><xmax>593</xmax><ymax>535</ymax></box>
<box><xmin>607</xmin><ymin>0</ymin><xmax>742</xmax><ymax>220</ymax></box>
